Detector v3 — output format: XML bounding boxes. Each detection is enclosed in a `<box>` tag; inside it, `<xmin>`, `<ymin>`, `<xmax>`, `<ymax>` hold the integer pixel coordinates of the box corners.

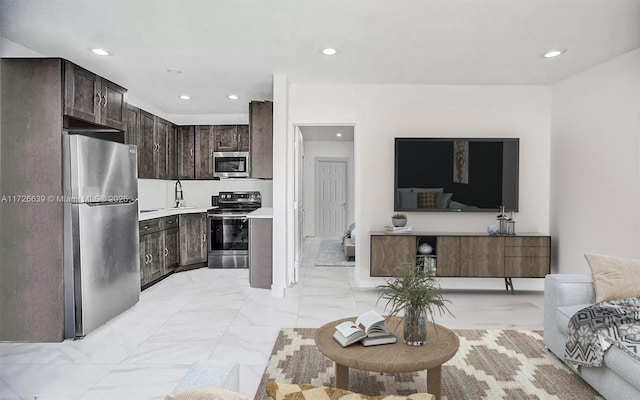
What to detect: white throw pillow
<box><xmin>350</xmin><ymin>228</ymin><xmax>357</xmax><ymax>244</ymax></box>
<box><xmin>585</xmin><ymin>253</ymin><xmax>640</xmax><ymax>303</ymax></box>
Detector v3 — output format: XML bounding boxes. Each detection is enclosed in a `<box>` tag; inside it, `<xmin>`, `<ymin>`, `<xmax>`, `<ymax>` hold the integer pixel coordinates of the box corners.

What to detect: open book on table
<box><xmin>332</xmin><ymin>310</ymin><xmax>397</xmax><ymax>347</ymax></box>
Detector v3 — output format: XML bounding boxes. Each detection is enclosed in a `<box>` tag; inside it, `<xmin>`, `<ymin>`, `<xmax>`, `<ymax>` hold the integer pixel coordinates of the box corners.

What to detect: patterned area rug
<box><xmin>255</xmin><ymin>328</ymin><xmax>603</xmax><ymax>400</ymax></box>
<box><xmin>315</xmin><ymin>240</ymin><xmax>354</xmax><ymax>267</ymax></box>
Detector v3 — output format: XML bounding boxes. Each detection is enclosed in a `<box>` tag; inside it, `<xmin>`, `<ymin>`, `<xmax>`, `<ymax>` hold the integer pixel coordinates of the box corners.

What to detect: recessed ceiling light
<box><xmin>322</xmin><ymin>48</ymin><xmax>337</xmax><ymax>56</ymax></box>
<box><xmin>180</xmin><ymin>95</ymin><xmax>190</xmax><ymax>100</ymax></box>
<box><xmin>542</xmin><ymin>49</ymin><xmax>565</xmax><ymax>58</ymax></box>
<box><xmin>228</xmin><ymin>94</ymin><xmax>239</xmax><ymax>100</ymax></box>
<box><xmin>336</xmin><ymin>133</ymin><xmax>342</xmax><ymax>137</ymax></box>
<box><xmin>91</xmin><ymin>48</ymin><xmax>109</xmax><ymax>56</ymax></box>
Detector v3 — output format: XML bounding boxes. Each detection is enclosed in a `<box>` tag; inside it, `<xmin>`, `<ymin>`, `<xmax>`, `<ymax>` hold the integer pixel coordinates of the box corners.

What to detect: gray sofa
<box><xmin>544</xmin><ymin>274</ymin><xmax>640</xmax><ymax>399</ymax></box>
<box><xmin>342</xmin><ymin>222</ymin><xmax>356</xmax><ymax>260</ymax></box>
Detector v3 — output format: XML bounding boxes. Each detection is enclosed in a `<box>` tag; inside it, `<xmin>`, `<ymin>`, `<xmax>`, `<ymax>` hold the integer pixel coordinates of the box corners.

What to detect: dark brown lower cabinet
<box><xmin>249</xmin><ymin>218</ymin><xmax>272</xmax><ymax>289</ymax></box>
<box><xmin>139</xmin><ymin>215</ymin><xmax>181</xmax><ymax>288</ymax></box>
<box><xmin>179</xmin><ymin>213</ymin><xmax>207</xmax><ymax>266</ymax></box>
<box><xmin>140</xmin><ymin>230</ymin><xmax>163</xmax><ymax>285</ymax></box>
<box><xmin>164</xmin><ymin>227</ymin><xmax>180</xmax><ymax>272</ymax></box>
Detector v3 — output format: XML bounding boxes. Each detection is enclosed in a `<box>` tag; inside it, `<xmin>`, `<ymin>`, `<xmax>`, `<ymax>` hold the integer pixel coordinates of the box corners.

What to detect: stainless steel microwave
<box><xmin>213</xmin><ymin>151</ymin><xmax>250</xmax><ymax>178</ymax></box>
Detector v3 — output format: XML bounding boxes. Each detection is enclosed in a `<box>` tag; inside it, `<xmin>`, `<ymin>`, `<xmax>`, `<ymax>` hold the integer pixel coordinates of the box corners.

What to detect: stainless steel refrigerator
<box><xmin>63</xmin><ymin>134</ymin><xmax>140</xmax><ymax>339</ymax></box>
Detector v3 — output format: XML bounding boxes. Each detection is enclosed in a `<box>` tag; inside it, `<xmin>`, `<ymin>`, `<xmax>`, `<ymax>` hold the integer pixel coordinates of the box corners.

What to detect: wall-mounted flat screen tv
<box><xmin>394</xmin><ymin>138</ymin><xmax>519</xmax><ymax>212</ymax></box>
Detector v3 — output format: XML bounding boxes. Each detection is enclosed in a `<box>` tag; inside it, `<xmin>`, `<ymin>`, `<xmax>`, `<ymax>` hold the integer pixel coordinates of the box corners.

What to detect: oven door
<box><xmin>213</xmin><ymin>152</ymin><xmax>249</xmax><ymax>178</ymax></box>
<box><xmin>208</xmin><ymin>214</ymin><xmax>249</xmax><ymax>268</ymax></box>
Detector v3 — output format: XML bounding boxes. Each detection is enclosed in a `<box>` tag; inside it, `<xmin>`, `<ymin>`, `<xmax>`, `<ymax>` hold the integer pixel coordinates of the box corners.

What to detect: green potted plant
<box><xmin>377</xmin><ymin>263</ymin><xmax>452</xmax><ymax>346</ymax></box>
<box><xmin>391</xmin><ymin>213</ymin><xmax>407</xmax><ymax>227</ymax></box>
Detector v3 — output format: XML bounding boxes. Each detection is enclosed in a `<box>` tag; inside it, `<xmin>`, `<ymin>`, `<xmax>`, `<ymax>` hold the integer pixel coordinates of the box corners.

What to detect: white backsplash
<box><xmin>138</xmin><ymin>179</ymin><xmax>171</xmax><ymax>210</ymax></box>
<box><xmin>138</xmin><ymin>178</ymin><xmax>273</xmax><ymax>210</ymax></box>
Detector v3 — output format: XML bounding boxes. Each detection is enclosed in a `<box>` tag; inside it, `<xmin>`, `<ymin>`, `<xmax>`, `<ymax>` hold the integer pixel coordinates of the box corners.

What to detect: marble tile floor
<box><xmin>0</xmin><ymin>237</ymin><xmax>544</xmax><ymax>400</ymax></box>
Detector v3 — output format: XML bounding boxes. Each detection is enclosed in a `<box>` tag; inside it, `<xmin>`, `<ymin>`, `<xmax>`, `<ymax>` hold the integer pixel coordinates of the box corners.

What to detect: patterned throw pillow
<box><xmin>265</xmin><ymin>381</ymin><xmax>435</xmax><ymax>400</ymax></box>
<box><xmin>417</xmin><ymin>192</ymin><xmax>438</xmax><ymax>209</ymax></box>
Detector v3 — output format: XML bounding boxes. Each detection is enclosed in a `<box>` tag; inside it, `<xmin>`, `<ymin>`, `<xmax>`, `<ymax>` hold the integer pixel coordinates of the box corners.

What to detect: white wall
<box><xmin>550</xmin><ymin>48</ymin><xmax>640</xmax><ymax>274</ymax></box>
<box><xmin>272</xmin><ymin>74</ymin><xmax>289</xmax><ymax>296</ymax></box>
<box><xmin>138</xmin><ymin>179</ymin><xmax>273</xmax><ymax>210</ymax></box>
<box><xmin>1</xmin><ymin>37</ymin><xmax>43</xmax><ymax>57</ymax></box>
<box><xmin>289</xmin><ymin>84</ymin><xmax>552</xmax><ymax>288</ymax></box>
<box><xmin>302</xmin><ymin>140</ymin><xmax>355</xmax><ymax>237</ymax></box>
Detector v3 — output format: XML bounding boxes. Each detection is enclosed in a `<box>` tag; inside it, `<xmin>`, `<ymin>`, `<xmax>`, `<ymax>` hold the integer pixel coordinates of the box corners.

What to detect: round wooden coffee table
<box><xmin>315</xmin><ymin>316</ymin><xmax>459</xmax><ymax>400</ymax></box>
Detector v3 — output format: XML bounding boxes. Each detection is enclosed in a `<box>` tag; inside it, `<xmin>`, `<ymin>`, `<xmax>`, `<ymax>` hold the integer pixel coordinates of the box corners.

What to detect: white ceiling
<box><xmin>2</xmin><ymin>0</ymin><xmax>639</xmax><ymax>118</ymax></box>
<box><xmin>300</xmin><ymin>126</ymin><xmax>354</xmax><ymax>142</ymax></box>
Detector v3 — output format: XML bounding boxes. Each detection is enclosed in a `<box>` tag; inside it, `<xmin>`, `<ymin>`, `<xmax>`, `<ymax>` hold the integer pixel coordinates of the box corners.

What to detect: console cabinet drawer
<box><xmin>504</xmin><ymin>246</ymin><xmax>550</xmax><ymax>257</ymax></box>
<box><xmin>505</xmin><ymin>256</ymin><xmax>550</xmax><ymax>277</ymax></box>
<box><xmin>504</xmin><ymin>237</ymin><xmax>549</xmax><ymax>247</ymax></box>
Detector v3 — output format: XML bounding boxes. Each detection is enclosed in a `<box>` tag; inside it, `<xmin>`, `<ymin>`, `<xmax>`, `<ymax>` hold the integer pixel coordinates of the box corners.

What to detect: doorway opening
<box><xmin>293</xmin><ymin>125</ymin><xmax>356</xmax><ymax>279</ymax></box>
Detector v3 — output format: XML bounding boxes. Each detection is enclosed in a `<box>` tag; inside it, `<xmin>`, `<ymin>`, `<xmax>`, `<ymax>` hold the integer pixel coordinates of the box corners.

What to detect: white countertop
<box><xmin>246</xmin><ymin>207</ymin><xmax>273</xmax><ymax>218</ymax></box>
<box><xmin>139</xmin><ymin>207</ymin><xmax>209</xmax><ymax>221</ymax></box>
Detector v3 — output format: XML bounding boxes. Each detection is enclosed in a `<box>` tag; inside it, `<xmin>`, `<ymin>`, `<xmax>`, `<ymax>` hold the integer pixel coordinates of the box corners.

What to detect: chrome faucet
<box><xmin>174</xmin><ymin>179</ymin><xmax>184</xmax><ymax>208</ymax></box>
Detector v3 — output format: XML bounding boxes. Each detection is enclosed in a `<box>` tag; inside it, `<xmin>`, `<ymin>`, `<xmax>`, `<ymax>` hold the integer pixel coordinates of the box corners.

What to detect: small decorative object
<box><xmin>487</xmin><ymin>223</ymin><xmax>499</xmax><ymax>235</ymax></box>
<box><xmin>377</xmin><ymin>263</ymin><xmax>452</xmax><ymax>346</ymax></box>
<box><xmin>391</xmin><ymin>213</ymin><xmax>407</xmax><ymax>227</ymax></box>
<box><xmin>506</xmin><ymin>211</ymin><xmax>516</xmax><ymax>235</ymax></box>
<box><xmin>496</xmin><ymin>205</ymin><xmax>507</xmax><ymax>235</ymax></box>
<box><xmin>418</xmin><ymin>243</ymin><xmax>433</xmax><ymax>254</ymax></box>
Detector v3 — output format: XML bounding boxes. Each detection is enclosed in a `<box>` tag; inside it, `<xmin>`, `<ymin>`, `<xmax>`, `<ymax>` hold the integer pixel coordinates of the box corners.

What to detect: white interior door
<box><xmin>315</xmin><ymin>159</ymin><xmax>347</xmax><ymax>236</ymax></box>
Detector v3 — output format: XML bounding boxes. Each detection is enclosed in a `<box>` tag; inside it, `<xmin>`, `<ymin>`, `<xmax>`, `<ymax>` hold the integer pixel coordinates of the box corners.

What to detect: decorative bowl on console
<box><xmin>391</xmin><ymin>213</ymin><xmax>407</xmax><ymax>227</ymax></box>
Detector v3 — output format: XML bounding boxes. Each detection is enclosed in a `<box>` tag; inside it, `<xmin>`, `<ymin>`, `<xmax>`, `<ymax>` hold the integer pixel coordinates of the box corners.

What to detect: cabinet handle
<box><xmin>144</xmin><ymin>254</ymin><xmax>149</xmax><ymax>264</ymax></box>
<box><xmin>102</xmin><ymin>94</ymin><xmax>107</xmax><ymax>107</ymax></box>
<box><xmin>190</xmin><ymin>148</ymin><xmax>194</xmax><ymax>157</ymax></box>
<box><xmin>210</xmin><ymin>148</ymin><xmax>213</xmax><ymax>157</ymax></box>
<box><xmin>149</xmin><ymin>254</ymin><xmax>153</xmax><ymax>262</ymax></box>
<box><xmin>202</xmin><ymin>234</ymin><xmax>206</xmax><ymax>242</ymax></box>
<box><xmin>95</xmin><ymin>93</ymin><xmax>102</xmax><ymax>106</ymax></box>
<box><xmin>164</xmin><ymin>248</ymin><xmax>169</xmax><ymax>257</ymax></box>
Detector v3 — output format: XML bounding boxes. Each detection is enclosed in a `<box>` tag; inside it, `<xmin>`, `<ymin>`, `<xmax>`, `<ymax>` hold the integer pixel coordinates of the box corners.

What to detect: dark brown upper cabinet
<box><xmin>237</xmin><ymin>125</ymin><xmax>250</xmax><ymax>152</ymax></box>
<box><xmin>138</xmin><ymin>109</ymin><xmax>156</xmax><ymax>178</ymax></box>
<box><xmin>155</xmin><ymin>118</ymin><xmax>170</xmax><ymax>180</ymax></box>
<box><xmin>126</xmin><ymin>106</ymin><xmax>177</xmax><ymax>180</ymax></box>
<box><xmin>125</xmin><ymin>104</ymin><xmax>140</xmax><ymax>153</ymax></box>
<box><xmin>195</xmin><ymin>125</ymin><xmax>216</xmax><ymax>179</ymax></box>
<box><xmin>249</xmin><ymin>101</ymin><xmax>273</xmax><ymax>179</ymax></box>
<box><xmin>64</xmin><ymin>61</ymin><xmax>126</xmax><ymax>131</ymax></box>
<box><xmin>214</xmin><ymin>125</ymin><xmax>250</xmax><ymax>152</ymax></box>
<box><xmin>167</xmin><ymin>123</ymin><xmax>178</xmax><ymax>180</ymax></box>
<box><xmin>177</xmin><ymin>126</ymin><xmax>196</xmax><ymax>179</ymax></box>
